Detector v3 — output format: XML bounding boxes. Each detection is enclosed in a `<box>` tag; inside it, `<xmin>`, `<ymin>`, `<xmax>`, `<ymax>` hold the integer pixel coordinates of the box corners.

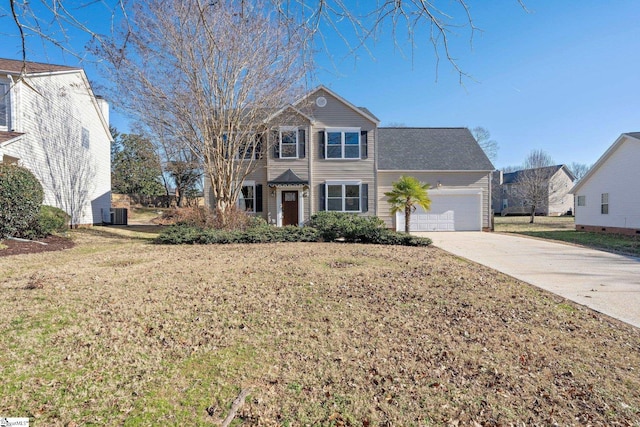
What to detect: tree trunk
<box><xmin>405</xmin><ymin>206</ymin><xmax>411</xmax><ymax>233</ymax></box>
<box><xmin>529</xmin><ymin>205</ymin><xmax>536</xmax><ymax>224</ymax></box>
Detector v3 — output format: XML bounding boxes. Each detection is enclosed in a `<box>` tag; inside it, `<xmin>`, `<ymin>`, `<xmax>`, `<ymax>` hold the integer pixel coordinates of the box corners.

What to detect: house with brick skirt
<box><xmin>570</xmin><ymin>132</ymin><xmax>640</xmax><ymax>235</ymax></box>
<box><xmin>0</xmin><ymin>58</ymin><xmax>112</xmax><ymax>226</ymax></box>
<box><xmin>204</xmin><ymin>86</ymin><xmax>494</xmax><ymax>231</ymax></box>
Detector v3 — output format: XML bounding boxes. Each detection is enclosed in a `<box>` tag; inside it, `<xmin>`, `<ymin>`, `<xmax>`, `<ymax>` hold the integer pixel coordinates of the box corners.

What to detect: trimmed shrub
<box><xmin>369</xmin><ymin>229</ymin><xmax>432</xmax><ymax>247</ymax></box>
<box><xmin>309</xmin><ymin>211</ymin><xmax>386</xmax><ymax>242</ymax></box>
<box><xmin>37</xmin><ymin>205</ymin><xmax>70</xmax><ymax>235</ymax></box>
<box><xmin>0</xmin><ymin>163</ymin><xmax>44</xmax><ymax>238</ymax></box>
<box><xmin>155</xmin><ymin>224</ymin><xmax>320</xmax><ymax>245</ymax></box>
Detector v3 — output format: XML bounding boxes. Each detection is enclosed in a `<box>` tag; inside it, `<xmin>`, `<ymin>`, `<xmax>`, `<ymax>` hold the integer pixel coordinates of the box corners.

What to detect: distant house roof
<box><xmin>268</xmin><ymin>169</ymin><xmax>308</xmax><ymax>186</ymax></box>
<box><xmin>0</xmin><ymin>58</ymin><xmax>80</xmax><ymax>75</ymax></box>
<box><xmin>503</xmin><ymin>165</ymin><xmax>575</xmax><ymax>184</ymax></box>
<box><xmin>377</xmin><ymin>127</ymin><xmax>494</xmax><ymax>171</ymax></box>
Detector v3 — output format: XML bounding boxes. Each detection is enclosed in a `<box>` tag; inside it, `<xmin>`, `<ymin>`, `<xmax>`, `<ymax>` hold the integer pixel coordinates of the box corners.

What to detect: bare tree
<box><xmin>513</xmin><ymin>149</ymin><xmax>557</xmax><ymax>224</ymax></box>
<box><xmin>96</xmin><ymin>0</ymin><xmax>308</xmax><ymax>223</ymax></box>
<box><xmin>569</xmin><ymin>162</ymin><xmax>591</xmax><ymax>182</ymax></box>
<box><xmin>472</xmin><ymin>126</ymin><xmax>499</xmax><ymax>163</ymax></box>
<box><xmin>4</xmin><ymin>1</ymin><xmax>527</xmax><ymax>82</ymax></box>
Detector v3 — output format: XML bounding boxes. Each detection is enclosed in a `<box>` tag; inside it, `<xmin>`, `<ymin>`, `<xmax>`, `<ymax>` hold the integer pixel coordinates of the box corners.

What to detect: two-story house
<box><xmin>493</xmin><ymin>165</ymin><xmax>575</xmax><ymax>217</ymax></box>
<box><xmin>206</xmin><ymin>86</ymin><xmax>495</xmax><ymax>231</ymax></box>
<box><xmin>0</xmin><ymin>58</ymin><xmax>112</xmax><ymax>226</ymax></box>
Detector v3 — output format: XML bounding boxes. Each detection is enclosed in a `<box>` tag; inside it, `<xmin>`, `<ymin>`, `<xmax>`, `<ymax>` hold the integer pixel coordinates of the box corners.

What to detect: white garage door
<box><xmin>396</xmin><ymin>188</ymin><xmax>483</xmax><ymax>232</ymax></box>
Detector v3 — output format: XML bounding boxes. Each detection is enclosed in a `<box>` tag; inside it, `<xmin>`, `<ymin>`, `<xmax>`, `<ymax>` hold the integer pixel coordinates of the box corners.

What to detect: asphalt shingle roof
<box><xmin>268</xmin><ymin>169</ymin><xmax>308</xmax><ymax>185</ymax></box>
<box><xmin>378</xmin><ymin>127</ymin><xmax>494</xmax><ymax>171</ymax></box>
<box><xmin>0</xmin><ymin>58</ymin><xmax>79</xmax><ymax>74</ymax></box>
<box><xmin>502</xmin><ymin>165</ymin><xmax>572</xmax><ymax>184</ymax></box>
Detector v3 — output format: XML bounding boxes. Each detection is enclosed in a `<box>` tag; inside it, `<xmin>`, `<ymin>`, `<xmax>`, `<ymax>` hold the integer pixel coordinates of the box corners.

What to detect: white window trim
<box><xmin>0</xmin><ymin>82</ymin><xmax>9</xmax><ymax>131</ymax></box>
<box><xmin>325</xmin><ymin>127</ymin><xmax>360</xmax><ymax>160</ymax></box>
<box><xmin>238</xmin><ymin>180</ymin><xmax>256</xmax><ymax>213</ymax></box>
<box><xmin>325</xmin><ymin>180</ymin><xmax>362</xmax><ymax>213</ymax></box>
<box><xmin>279</xmin><ymin>126</ymin><xmax>298</xmax><ymax>159</ymax></box>
<box><xmin>601</xmin><ymin>193</ymin><xmax>609</xmax><ymax>215</ymax></box>
<box><xmin>577</xmin><ymin>195</ymin><xmax>586</xmax><ymax>207</ymax></box>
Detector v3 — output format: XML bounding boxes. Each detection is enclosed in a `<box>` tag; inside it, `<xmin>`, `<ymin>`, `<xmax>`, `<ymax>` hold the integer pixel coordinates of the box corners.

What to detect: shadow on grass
<box><xmin>517</xmin><ymin>230</ymin><xmax>640</xmax><ymax>257</ymax></box>
<box><xmin>80</xmin><ymin>225</ymin><xmax>163</xmax><ymax>242</ymax></box>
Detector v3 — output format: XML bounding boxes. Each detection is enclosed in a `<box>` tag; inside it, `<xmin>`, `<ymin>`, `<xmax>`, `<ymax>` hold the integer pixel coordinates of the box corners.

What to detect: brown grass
<box><xmin>1</xmin><ymin>229</ymin><xmax>639</xmax><ymax>426</ymax></box>
<box><xmin>494</xmin><ymin>215</ymin><xmax>576</xmax><ymax>233</ymax></box>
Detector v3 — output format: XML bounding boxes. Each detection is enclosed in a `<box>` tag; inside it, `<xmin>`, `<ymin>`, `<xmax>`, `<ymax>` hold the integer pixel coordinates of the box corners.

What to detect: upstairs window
<box><xmin>577</xmin><ymin>195</ymin><xmax>586</xmax><ymax>207</ymax></box>
<box><xmin>280</xmin><ymin>127</ymin><xmax>298</xmax><ymax>158</ymax></box>
<box><xmin>601</xmin><ymin>193</ymin><xmax>609</xmax><ymax>214</ymax></box>
<box><xmin>273</xmin><ymin>127</ymin><xmax>306</xmax><ymax>159</ymax></box>
<box><xmin>0</xmin><ymin>82</ymin><xmax>8</xmax><ymax>129</ymax></box>
<box><xmin>325</xmin><ymin>128</ymin><xmax>360</xmax><ymax>159</ymax></box>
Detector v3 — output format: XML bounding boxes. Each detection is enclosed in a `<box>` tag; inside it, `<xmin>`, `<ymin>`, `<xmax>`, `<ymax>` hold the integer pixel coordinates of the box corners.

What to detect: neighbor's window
<box><xmin>601</xmin><ymin>193</ymin><xmax>609</xmax><ymax>214</ymax></box>
<box><xmin>239</xmin><ymin>182</ymin><xmax>255</xmax><ymax>213</ymax></box>
<box><xmin>577</xmin><ymin>195</ymin><xmax>586</xmax><ymax>207</ymax></box>
<box><xmin>325</xmin><ymin>128</ymin><xmax>360</xmax><ymax>159</ymax></box>
<box><xmin>280</xmin><ymin>127</ymin><xmax>298</xmax><ymax>159</ymax></box>
<box><xmin>81</xmin><ymin>127</ymin><xmax>90</xmax><ymax>149</ymax></box>
<box><xmin>326</xmin><ymin>182</ymin><xmax>361</xmax><ymax>212</ymax></box>
<box><xmin>0</xmin><ymin>82</ymin><xmax>8</xmax><ymax>128</ymax></box>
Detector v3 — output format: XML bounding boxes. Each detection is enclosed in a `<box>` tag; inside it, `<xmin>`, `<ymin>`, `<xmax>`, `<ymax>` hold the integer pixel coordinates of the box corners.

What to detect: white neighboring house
<box><xmin>570</xmin><ymin>132</ymin><xmax>640</xmax><ymax>235</ymax></box>
<box><xmin>0</xmin><ymin>58</ymin><xmax>112</xmax><ymax>226</ymax></box>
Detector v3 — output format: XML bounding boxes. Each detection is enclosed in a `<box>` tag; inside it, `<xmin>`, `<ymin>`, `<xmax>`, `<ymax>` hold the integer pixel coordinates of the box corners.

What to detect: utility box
<box><xmin>111</xmin><ymin>208</ymin><xmax>128</xmax><ymax>225</ymax></box>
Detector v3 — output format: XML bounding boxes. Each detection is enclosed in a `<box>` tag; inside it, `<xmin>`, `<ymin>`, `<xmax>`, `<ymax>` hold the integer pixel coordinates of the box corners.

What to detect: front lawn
<box><xmin>1</xmin><ymin>229</ymin><xmax>639</xmax><ymax>425</ymax></box>
<box><xmin>494</xmin><ymin>216</ymin><xmax>640</xmax><ymax>257</ymax></box>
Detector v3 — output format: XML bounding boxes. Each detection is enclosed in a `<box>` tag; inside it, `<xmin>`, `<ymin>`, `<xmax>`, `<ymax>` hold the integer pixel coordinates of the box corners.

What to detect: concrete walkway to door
<box><xmin>414</xmin><ymin>231</ymin><xmax>640</xmax><ymax>329</ymax></box>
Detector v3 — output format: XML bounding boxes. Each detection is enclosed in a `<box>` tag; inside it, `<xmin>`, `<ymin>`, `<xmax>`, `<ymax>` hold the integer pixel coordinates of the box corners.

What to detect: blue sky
<box><xmin>1</xmin><ymin>1</ymin><xmax>639</xmax><ymax>169</ymax></box>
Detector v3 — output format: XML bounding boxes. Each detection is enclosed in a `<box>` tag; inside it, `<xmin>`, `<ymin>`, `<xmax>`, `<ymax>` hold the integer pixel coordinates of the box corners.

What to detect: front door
<box><xmin>282</xmin><ymin>191</ymin><xmax>299</xmax><ymax>226</ymax></box>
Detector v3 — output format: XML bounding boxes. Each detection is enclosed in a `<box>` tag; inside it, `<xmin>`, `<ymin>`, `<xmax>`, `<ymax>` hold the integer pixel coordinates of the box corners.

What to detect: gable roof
<box><xmin>0</xmin><ymin>58</ymin><xmax>80</xmax><ymax>75</ymax></box>
<box><xmin>570</xmin><ymin>132</ymin><xmax>640</xmax><ymax>194</ymax></box>
<box><xmin>377</xmin><ymin>127</ymin><xmax>494</xmax><ymax>171</ymax></box>
<box><xmin>293</xmin><ymin>85</ymin><xmax>380</xmax><ymax>124</ymax></box>
<box><xmin>502</xmin><ymin>164</ymin><xmax>575</xmax><ymax>184</ymax></box>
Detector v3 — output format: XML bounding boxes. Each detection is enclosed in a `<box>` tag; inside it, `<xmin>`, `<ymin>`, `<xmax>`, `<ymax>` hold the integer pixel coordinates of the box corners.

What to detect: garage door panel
<box><xmin>396</xmin><ymin>191</ymin><xmax>482</xmax><ymax>232</ymax></box>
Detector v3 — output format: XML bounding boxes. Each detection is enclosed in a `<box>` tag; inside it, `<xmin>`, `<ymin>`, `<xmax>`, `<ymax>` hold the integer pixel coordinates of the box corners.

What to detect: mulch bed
<box><xmin>0</xmin><ymin>235</ymin><xmax>75</xmax><ymax>257</ymax></box>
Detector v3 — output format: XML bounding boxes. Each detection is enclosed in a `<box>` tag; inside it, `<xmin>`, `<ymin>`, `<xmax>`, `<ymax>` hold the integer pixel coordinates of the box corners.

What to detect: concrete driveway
<box><xmin>414</xmin><ymin>232</ymin><xmax>640</xmax><ymax>329</ymax></box>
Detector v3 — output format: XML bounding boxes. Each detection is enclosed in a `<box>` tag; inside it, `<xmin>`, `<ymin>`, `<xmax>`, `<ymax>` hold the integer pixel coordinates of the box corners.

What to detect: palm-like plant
<box><xmin>385</xmin><ymin>176</ymin><xmax>431</xmax><ymax>233</ymax></box>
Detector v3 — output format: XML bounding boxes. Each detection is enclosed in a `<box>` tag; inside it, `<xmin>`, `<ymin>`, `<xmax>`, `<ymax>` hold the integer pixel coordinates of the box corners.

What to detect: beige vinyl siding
<box><xmin>267</xmin><ymin>124</ymin><xmax>310</xmax><ymax>183</ymax></box>
<box><xmin>306</xmin><ymin>89</ymin><xmax>376</xmax><ymax>214</ymax></box>
<box><xmin>377</xmin><ymin>171</ymin><xmax>491</xmax><ymax>229</ymax></box>
<box><xmin>204</xmin><ymin>159</ymin><xmax>270</xmax><ymax>220</ymax></box>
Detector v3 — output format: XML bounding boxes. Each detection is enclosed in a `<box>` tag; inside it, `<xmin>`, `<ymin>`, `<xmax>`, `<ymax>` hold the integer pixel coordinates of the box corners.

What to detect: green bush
<box><xmin>369</xmin><ymin>229</ymin><xmax>432</xmax><ymax>247</ymax></box>
<box><xmin>155</xmin><ymin>213</ymin><xmax>430</xmax><ymax>247</ymax></box>
<box><xmin>37</xmin><ymin>205</ymin><xmax>70</xmax><ymax>235</ymax></box>
<box><xmin>309</xmin><ymin>211</ymin><xmax>386</xmax><ymax>242</ymax></box>
<box><xmin>155</xmin><ymin>224</ymin><xmax>320</xmax><ymax>245</ymax></box>
<box><xmin>0</xmin><ymin>163</ymin><xmax>44</xmax><ymax>238</ymax></box>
